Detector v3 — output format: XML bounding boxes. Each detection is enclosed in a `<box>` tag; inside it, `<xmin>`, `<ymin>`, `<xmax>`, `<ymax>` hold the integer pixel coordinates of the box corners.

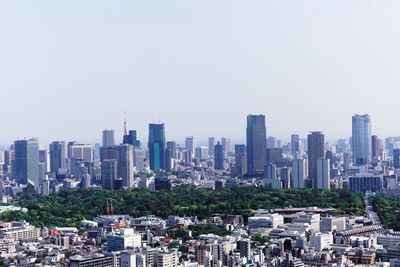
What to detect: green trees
<box><xmin>3</xmin><ymin>187</ymin><xmax>364</xmax><ymax>228</ymax></box>
<box><xmin>372</xmin><ymin>197</ymin><xmax>400</xmax><ymax>230</ymax></box>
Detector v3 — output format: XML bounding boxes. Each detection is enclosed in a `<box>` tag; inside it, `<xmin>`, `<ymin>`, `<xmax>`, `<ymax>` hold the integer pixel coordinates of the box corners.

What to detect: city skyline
<box><xmin>2</xmin><ymin>1</ymin><xmax>400</xmax><ymax>143</ymax></box>
<box><xmin>0</xmin><ymin>113</ymin><xmax>389</xmax><ymax>148</ymax></box>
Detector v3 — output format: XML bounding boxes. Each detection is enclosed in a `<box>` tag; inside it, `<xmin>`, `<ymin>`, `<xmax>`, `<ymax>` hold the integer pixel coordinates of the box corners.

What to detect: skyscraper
<box><xmin>234</xmin><ymin>144</ymin><xmax>247</xmax><ymax>176</ymax></box>
<box><xmin>317</xmin><ymin>158</ymin><xmax>330</xmax><ymax>189</ymax></box>
<box><xmin>352</xmin><ymin>114</ymin><xmax>372</xmax><ymax>165</ymax></box>
<box><xmin>102</xmin><ymin>129</ymin><xmax>115</xmax><ymax>147</ymax></box>
<box><xmin>292</xmin><ymin>159</ymin><xmax>306</xmax><ymax>189</ymax></box>
<box><xmin>221</xmin><ymin>137</ymin><xmax>231</xmax><ymax>156</ymax></box>
<box><xmin>117</xmin><ymin>144</ymin><xmax>135</xmax><ymax>188</ymax></box>
<box><xmin>394</xmin><ymin>149</ymin><xmax>400</xmax><ymax>169</ymax></box>
<box><xmin>371</xmin><ymin>135</ymin><xmax>380</xmax><ymax>161</ymax></box>
<box><xmin>291</xmin><ymin>134</ymin><xmax>300</xmax><ymax>155</ymax></box>
<box><xmin>49</xmin><ymin>141</ymin><xmax>66</xmax><ymax>175</ymax></box>
<box><xmin>148</xmin><ymin>123</ymin><xmax>166</xmax><ymax>171</ymax></box>
<box><xmin>185</xmin><ymin>136</ymin><xmax>195</xmax><ymax>158</ymax></box>
<box><xmin>166</xmin><ymin>141</ymin><xmax>177</xmax><ymax>159</ymax></box>
<box><xmin>307</xmin><ymin>131</ymin><xmax>325</xmax><ymax>188</ymax></box>
<box><xmin>246</xmin><ymin>115</ymin><xmax>266</xmax><ymax>176</ymax></box>
<box><xmin>14</xmin><ymin>138</ymin><xmax>39</xmax><ymax>186</ymax></box>
<box><xmin>214</xmin><ymin>142</ymin><xmax>224</xmax><ymax>170</ymax></box>
<box><xmin>101</xmin><ymin>159</ymin><xmax>118</xmax><ymax>190</ymax></box>
<box><xmin>208</xmin><ymin>137</ymin><xmax>215</xmax><ymax>157</ymax></box>
<box><xmin>100</xmin><ymin>144</ymin><xmax>134</xmax><ymax>188</ymax></box>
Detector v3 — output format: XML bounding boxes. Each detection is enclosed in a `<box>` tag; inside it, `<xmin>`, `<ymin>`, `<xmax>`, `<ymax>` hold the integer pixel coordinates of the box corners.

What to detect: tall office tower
<box><xmin>246</xmin><ymin>114</ymin><xmax>267</xmax><ymax>176</ymax></box>
<box><xmin>102</xmin><ymin>129</ymin><xmax>115</xmax><ymax>147</ymax></box>
<box><xmin>352</xmin><ymin>114</ymin><xmax>372</xmax><ymax>165</ymax></box>
<box><xmin>123</xmin><ymin>130</ymin><xmax>141</xmax><ymax>147</ymax></box>
<box><xmin>293</xmin><ymin>159</ymin><xmax>306</xmax><ymax>189</ymax></box>
<box><xmin>394</xmin><ymin>149</ymin><xmax>400</xmax><ymax>169</ymax></box>
<box><xmin>208</xmin><ymin>137</ymin><xmax>216</xmax><ymax>157</ymax></box>
<box><xmin>69</xmin><ymin>144</ymin><xmax>93</xmax><ymax>162</ymax></box>
<box><xmin>266</xmin><ymin>136</ymin><xmax>277</xmax><ymax>149</ymax></box>
<box><xmin>308</xmin><ymin>131</ymin><xmax>325</xmax><ymax>188</ymax></box>
<box><xmin>14</xmin><ymin>139</ymin><xmax>39</xmax><ymax>186</ymax></box>
<box><xmin>221</xmin><ymin>137</ymin><xmax>231</xmax><ymax>156</ymax></box>
<box><xmin>195</xmin><ymin>147</ymin><xmax>208</xmax><ymax>161</ymax></box>
<box><xmin>93</xmin><ymin>143</ymin><xmax>101</xmax><ymax>161</ymax></box>
<box><xmin>234</xmin><ymin>144</ymin><xmax>247</xmax><ymax>176</ymax></box>
<box><xmin>134</xmin><ymin>148</ymin><xmax>146</xmax><ymax>172</ymax></box>
<box><xmin>214</xmin><ymin>142</ymin><xmax>224</xmax><ymax>170</ymax></box>
<box><xmin>185</xmin><ymin>136</ymin><xmax>195</xmax><ymax>158</ymax></box>
<box><xmin>371</xmin><ymin>135</ymin><xmax>382</xmax><ymax>160</ymax></box>
<box><xmin>100</xmin><ymin>145</ymin><xmax>134</xmax><ymax>188</ymax></box>
<box><xmin>3</xmin><ymin>150</ymin><xmax>14</xmax><ymax>174</ymax></box>
<box><xmin>49</xmin><ymin>141</ymin><xmax>66</xmax><ymax>175</ymax></box>
<box><xmin>317</xmin><ymin>158</ymin><xmax>330</xmax><ymax>189</ymax></box>
<box><xmin>117</xmin><ymin>144</ymin><xmax>135</xmax><ymax>188</ymax></box>
<box><xmin>291</xmin><ymin>134</ymin><xmax>300</xmax><ymax>155</ymax></box>
<box><xmin>101</xmin><ymin>159</ymin><xmax>118</xmax><ymax>190</ymax></box>
<box><xmin>148</xmin><ymin>123</ymin><xmax>166</xmax><ymax>171</ymax></box>
<box><xmin>39</xmin><ymin>149</ymin><xmax>48</xmax><ymax>172</ymax></box>
<box><xmin>166</xmin><ymin>141</ymin><xmax>177</xmax><ymax>159</ymax></box>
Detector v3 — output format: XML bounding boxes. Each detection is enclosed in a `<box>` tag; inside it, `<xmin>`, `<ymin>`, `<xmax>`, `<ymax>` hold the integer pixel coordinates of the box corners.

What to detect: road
<box><xmin>364</xmin><ymin>191</ymin><xmax>381</xmax><ymax>225</ymax></box>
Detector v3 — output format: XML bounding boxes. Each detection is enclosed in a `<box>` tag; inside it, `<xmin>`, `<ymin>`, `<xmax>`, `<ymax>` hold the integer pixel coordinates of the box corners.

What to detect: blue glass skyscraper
<box><xmin>148</xmin><ymin>123</ymin><xmax>166</xmax><ymax>171</ymax></box>
<box><xmin>352</xmin><ymin>114</ymin><xmax>372</xmax><ymax>165</ymax></box>
<box><xmin>14</xmin><ymin>138</ymin><xmax>39</xmax><ymax>186</ymax></box>
<box><xmin>246</xmin><ymin>115</ymin><xmax>266</xmax><ymax>176</ymax></box>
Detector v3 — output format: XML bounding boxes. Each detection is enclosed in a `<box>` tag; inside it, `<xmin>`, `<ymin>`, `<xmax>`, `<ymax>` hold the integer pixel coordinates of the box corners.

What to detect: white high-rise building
<box><xmin>352</xmin><ymin>114</ymin><xmax>372</xmax><ymax>165</ymax></box>
<box><xmin>292</xmin><ymin>159</ymin><xmax>306</xmax><ymax>189</ymax></box>
<box><xmin>317</xmin><ymin>158</ymin><xmax>330</xmax><ymax>189</ymax></box>
<box><xmin>208</xmin><ymin>137</ymin><xmax>216</xmax><ymax>157</ymax></box>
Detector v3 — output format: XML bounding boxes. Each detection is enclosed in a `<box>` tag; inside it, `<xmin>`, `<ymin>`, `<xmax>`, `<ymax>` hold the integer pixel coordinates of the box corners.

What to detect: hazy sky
<box><xmin>1</xmin><ymin>0</ymin><xmax>400</xmax><ymax>145</ymax></box>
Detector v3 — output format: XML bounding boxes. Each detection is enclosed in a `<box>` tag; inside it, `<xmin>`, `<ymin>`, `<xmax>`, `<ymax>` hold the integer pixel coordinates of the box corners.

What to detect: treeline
<box><xmin>1</xmin><ymin>186</ymin><xmax>365</xmax><ymax>228</ymax></box>
<box><xmin>372</xmin><ymin>197</ymin><xmax>400</xmax><ymax>230</ymax></box>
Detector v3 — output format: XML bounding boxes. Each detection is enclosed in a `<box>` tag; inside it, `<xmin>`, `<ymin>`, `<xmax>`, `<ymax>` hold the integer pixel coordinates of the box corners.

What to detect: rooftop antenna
<box><xmin>124</xmin><ymin>110</ymin><xmax>127</xmax><ymax>136</ymax></box>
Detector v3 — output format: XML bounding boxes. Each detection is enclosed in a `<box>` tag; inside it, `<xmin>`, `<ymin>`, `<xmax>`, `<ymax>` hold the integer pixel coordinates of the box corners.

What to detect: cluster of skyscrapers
<box><xmin>1</xmin><ymin>112</ymin><xmax>389</xmax><ymax>193</ymax></box>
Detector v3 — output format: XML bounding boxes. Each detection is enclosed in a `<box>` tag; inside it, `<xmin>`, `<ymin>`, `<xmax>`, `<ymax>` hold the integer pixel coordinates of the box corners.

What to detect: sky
<box><xmin>1</xmin><ymin>0</ymin><xmax>400</xmax><ymax>145</ymax></box>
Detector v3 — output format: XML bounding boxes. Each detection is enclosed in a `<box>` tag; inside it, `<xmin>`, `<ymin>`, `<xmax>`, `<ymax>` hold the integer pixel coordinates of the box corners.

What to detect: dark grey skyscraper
<box><xmin>246</xmin><ymin>114</ymin><xmax>266</xmax><ymax>176</ymax></box>
<box><xmin>214</xmin><ymin>142</ymin><xmax>224</xmax><ymax>170</ymax></box>
<box><xmin>117</xmin><ymin>144</ymin><xmax>135</xmax><ymax>188</ymax></box>
<box><xmin>307</xmin><ymin>131</ymin><xmax>325</xmax><ymax>188</ymax></box>
<box><xmin>49</xmin><ymin>141</ymin><xmax>66</xmax><ymax>174</ymax></box>
<box><xmin>102</xmin><ymin>129</ymin><xmax>115</xmax><ymax>147</ymax></box>
<box><xmin>101</xmin><ymin>159</ymin><xmax>117</xmax><ymax>190</ymax></box>
<box><xmin>148</xmin><ymin>123</ymin><xmax>166</xmax><ymax>171</ymax></box>
<box><xmin>14</xmin><ymin>138</ymin><xmax>39</xmax><ymax>186</ymax></box>
<box><xmin>100</xmin><ymin>144</ymin><xmax>134</xmax><ymax>188</ymax></box>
